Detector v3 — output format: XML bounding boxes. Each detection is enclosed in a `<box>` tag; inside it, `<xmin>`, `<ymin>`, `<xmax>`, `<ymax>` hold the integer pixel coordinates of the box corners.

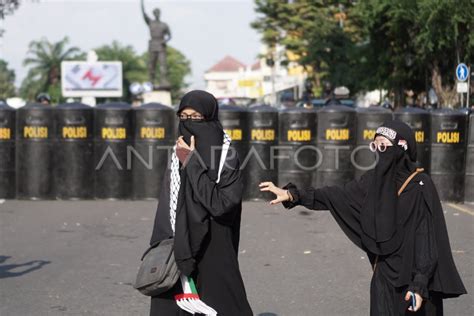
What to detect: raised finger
<box><xmin>177</xmin><ymin>138</ymin><xmax>188</xmax><ymax>147</ymax></box>
<box><xmin>270</xmin><ymin>197</ymin><xmax>283</xmax><ymax>205</ymax></box>
<box><xmin>404</xmin><ymin>292</ymin><xmax>411</xmax><ymax>301</ymax></box>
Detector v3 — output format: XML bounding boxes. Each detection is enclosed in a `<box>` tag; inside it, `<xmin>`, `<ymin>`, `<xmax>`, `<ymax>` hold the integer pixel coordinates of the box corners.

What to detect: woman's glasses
<box><xmin>369</xmin><ymin>141</ymin><xmax>389</xmax><ymax>153</ymax></box>
<box><xmin>177</xmin><ymin>113</ymin><xmax>205</xmax><ymax>122</ymax></box>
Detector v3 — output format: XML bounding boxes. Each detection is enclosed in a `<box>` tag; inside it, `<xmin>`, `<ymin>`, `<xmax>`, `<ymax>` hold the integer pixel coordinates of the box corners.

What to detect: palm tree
<box><xmin>20</xmin><ymin>36</ymin><xmax>83</xmax><ymax>102</ymax></box>
<box><xmin>0</xmin><ymin>59</ymin><xmax>16</xmax><ymax>99</ymax></box>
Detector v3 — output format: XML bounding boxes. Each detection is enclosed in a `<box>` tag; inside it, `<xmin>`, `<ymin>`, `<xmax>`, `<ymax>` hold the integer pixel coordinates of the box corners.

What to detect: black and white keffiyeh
<box><xmin>169</xmin><ymin>132</ymin><xmax>231</xmax><ymax>315</ymax></box>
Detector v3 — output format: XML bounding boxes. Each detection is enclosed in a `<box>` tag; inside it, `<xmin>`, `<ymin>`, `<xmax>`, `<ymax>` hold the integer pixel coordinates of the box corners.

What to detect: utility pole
<box><xmin>467</xmin><ymin>65</ymin><xmax>471</xmax><ymax>108</ymax></box>
<box><xmin>266</xmin><ymin>49</ymin><xmax>277</xmax><ymax>106</ymax></box>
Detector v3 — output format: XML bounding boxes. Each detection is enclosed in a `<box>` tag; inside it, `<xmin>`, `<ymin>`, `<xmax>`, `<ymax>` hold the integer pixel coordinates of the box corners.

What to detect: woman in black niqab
<box><xmin>177</xmin><ymin>90</ymin><xmax>224</xmax><ymax>180</ymax></box>
<box><xmin>261</xmin><ymin>120</ymin><xmax>466</xmax><ymax>315</ymax></box>
<box><xmin>149</xmin><ymin>90</ymin><xmax>253</xmax><ymax>316</ymax></box>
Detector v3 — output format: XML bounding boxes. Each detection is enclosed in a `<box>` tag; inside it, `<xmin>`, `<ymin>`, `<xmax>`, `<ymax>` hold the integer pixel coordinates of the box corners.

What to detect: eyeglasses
<box><xmin>369</xmin><ymin>141</ymin><xmax>390</xmax><ymax>152</ymax></box>
<box><xmin>177</xmin><ymin>113</ymin><xmax>205</xmax><ymax>122</ymax></box>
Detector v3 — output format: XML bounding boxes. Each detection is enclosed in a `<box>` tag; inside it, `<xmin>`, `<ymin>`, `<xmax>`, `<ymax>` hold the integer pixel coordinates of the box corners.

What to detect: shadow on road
<box><xmin>0</xmin><ymin>255</ymin><xmax>51</xmax><ymax>279</ymax></box>
<box><xmin>258</xmin><ymin>313</ymin><xmax>278</xmax><ymax>316</ymax></box>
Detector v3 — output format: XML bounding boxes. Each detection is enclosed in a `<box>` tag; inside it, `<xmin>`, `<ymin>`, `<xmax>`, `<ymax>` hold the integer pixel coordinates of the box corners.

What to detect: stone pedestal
<box><xmin>143</xmin><ymin>89</ymin><xmax>172</xmax><ymax>106</ymax></box>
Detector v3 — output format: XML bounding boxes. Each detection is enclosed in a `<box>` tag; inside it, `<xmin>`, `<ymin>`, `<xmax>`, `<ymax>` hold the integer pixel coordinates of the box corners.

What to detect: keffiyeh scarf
<box><xmin>169</xmin><ymin>133</ymin><xmax>231</xmax><ymax>315</ymax></box>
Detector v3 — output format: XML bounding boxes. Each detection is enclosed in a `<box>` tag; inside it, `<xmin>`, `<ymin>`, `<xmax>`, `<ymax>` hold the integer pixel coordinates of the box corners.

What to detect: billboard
<box><xmin>61</xmin><ymin>61</ymin><xmax>123</xmax><ymax>97</ymax></box>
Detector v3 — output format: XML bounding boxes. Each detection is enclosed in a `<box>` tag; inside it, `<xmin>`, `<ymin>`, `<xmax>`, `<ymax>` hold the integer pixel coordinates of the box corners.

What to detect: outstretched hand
<box><xmin>259</xmin><ymin>182</ymin><xmax>291</xmax><ymax>205</ymax></box>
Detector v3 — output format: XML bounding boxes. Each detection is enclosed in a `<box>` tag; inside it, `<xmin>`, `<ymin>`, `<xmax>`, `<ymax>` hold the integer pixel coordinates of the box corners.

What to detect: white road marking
<box><xmin>446</xmin><ymin>203</ymin><xmax>474</xmax><ymax>216</ymax></box>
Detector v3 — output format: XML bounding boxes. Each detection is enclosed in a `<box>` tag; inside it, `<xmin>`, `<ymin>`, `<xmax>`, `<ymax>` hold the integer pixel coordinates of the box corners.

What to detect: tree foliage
<box><xmin>96</xmin><ymin>42</ymin><xmax>191</xmax><ymax>103</ymax></box>
<box><xmin>20</xmin><ymin>36</ymin><xmax>83</xmax><ymax>103</ymax></box>
<box><xmin>252</xmin><ymin>1</ymin><xmax>360</xmax><ymax>93</ymax></box>
<box><xmin>0</xmin><ymin>59</ymin><xmax>16</xmax><ymax>99</ymax></box>
<box><xmin>1</xmin><ymin>1</ymin><xmax>39</xmax><ymax>37</ymax></box>
<box><xmin>18</xmin><ymin>38</ymin><xmax>191</xmax><ymax>104</ymax></box>
<box><xmin>95</xmin><ymin>41</ymin><xmax>148</xmax><ymax>103</ymax></box>
<box><xmin>252</xmin><ymin>0</ymin><xmax>474</xmax><ymax>107</ymax></box>
<box><xmin>0</xmin><ymin>0</ymin><xmax>20</xmax><ymax>20</ymax></box>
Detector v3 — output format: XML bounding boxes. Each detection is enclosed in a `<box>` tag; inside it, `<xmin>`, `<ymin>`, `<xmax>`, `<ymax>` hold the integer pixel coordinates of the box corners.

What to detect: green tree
<box><xmin>95</xmin><ymin>42</ymin><xmax>191</xmax><ymax>103</ymax></box>
<box><xmin>353</xmin><ymin>0</ymin><xmax>474</xmax><ymax>107</ymax></box>
<box><xmin>141</xmin><ymin>46</ymin><xmax>192</xmax><ymax>102</ymax></box>
<box><xmin>0</xmin><ymin>59</ymin><xmax>16</xmax><ymax>99</ymax></box>
<box><xmin>95</xmin><ymin>41</ymin><xmax>148</xmax><ymax>102</ymax></box>
<box><xmin>413</xmin><ymin>0</ymin><xmax>474</xmax><ymax>106</ymax></box>
<box><xmin>0</xmin><ymin>0</ymin><xmax>20</xmax><ymax>19</ymax></box>
<box><xmin>352</xmin><ymin>0</ymin><xmax>425</xmax><ymax>106</ymax></box>
<box><xmin>252</xmin><ymin>0</ymin><xmax>473</xmax><ymax>107</ymax></box>
<box><xmin>20</xmin><ymin>36</ymin><xmax>82</xmax><ymax>103</ymax></box>
<box><xmin>252</xmin><ymin>0</ymin><xmax>361</xmax><ymax>95</ymax></box>
<box><xmin>1</xmin><ymin>0</ymin><xmax>20</xmax><ymax>37</ymax></box>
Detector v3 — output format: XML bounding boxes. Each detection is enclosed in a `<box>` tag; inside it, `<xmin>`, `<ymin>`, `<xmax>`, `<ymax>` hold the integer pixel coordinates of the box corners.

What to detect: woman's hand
<box><xmin>405</xmin><ymin>291</ymin><xmax>422</xmax><ymax>312</ymax></box>
<box><xmin>176</xmin><ymin>136</ymin><xmax>195</xmax><ymax>164</ymax></box>
<box><xmin>177</xmin><ymin>135</ymin><xmax>195</xmax><ymax>151</ymax></box>
<box><xmin>259</xmin><ymin>182</ymin><xmax>291</xmax><ymax>205</ymax></box>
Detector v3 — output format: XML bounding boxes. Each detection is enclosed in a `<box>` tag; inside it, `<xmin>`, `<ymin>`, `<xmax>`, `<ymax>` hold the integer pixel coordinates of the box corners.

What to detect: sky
<box><xmin>1</xmin><ymin>0</ymin><xmax>262</xmax><ymax>90</ymax></box>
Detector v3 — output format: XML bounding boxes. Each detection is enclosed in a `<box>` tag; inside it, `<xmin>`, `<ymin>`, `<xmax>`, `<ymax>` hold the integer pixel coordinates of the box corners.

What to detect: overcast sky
<box><xmin>1</xmin><ymin>0</ymin><xmax>262</xmax><ymax>89</ymax></box>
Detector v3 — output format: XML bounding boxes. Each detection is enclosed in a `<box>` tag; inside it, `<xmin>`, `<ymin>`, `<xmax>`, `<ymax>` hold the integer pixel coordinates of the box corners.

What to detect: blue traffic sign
<box><xmin>456</xmin><ymin>63</ymin><xmax>469</xmax><ymax>82</ymax></box>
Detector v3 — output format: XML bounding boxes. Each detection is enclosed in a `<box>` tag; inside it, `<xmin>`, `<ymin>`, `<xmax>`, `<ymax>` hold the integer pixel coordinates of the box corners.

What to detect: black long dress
<box><xmin>283</xmin><ymin>171</ymin><xmax>466</xmax><ymax>316</ymax></box>
<box><xmin>149</xmin><ymin>149</ymin><xmax>253</xmax><ymax>316</ymax></box>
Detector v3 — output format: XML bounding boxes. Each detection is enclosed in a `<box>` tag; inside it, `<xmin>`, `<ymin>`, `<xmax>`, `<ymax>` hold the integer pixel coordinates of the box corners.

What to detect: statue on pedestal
<box><xmin>141</xmin><ymin>0</ymin><xmax>172</xmax><ymax>88</ymax></box>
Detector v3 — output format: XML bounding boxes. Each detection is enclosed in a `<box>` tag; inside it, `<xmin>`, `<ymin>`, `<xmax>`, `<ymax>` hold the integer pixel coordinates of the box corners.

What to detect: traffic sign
<box><xmin>456</xmin><ymin>63</ymin><xmax>469</xmax><ymax>82</ymax></box>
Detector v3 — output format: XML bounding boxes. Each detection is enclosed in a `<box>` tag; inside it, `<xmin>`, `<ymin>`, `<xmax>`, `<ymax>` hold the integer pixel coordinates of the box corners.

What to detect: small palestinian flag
<box><xmin>175</xmin><ymin>275</ymin><xmax>217</xmax><ymax>315</ymax></box>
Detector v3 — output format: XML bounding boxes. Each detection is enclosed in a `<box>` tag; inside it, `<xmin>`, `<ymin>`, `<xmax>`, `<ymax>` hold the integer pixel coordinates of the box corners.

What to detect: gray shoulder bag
<box><xmin>134</xmin><ymin>137</ymin><xmax>230</xmax><ymax>297</ymax></box>
<box><xmin>133</xmin><ymin>238</ymin><xmax>180</xmax><ymax>296</ymax></box>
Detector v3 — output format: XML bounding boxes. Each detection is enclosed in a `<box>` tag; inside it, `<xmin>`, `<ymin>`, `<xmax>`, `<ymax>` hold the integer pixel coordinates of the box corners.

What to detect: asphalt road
<box><xmin>0</xmin><ymin>199</ymin><xmax>472</xmax><ymax>316</ymax></box>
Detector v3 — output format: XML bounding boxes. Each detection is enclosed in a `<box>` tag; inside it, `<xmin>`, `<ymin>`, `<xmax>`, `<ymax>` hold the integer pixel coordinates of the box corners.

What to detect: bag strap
<box><xmin>373</xmin><ymin>167</ymin><xmax>424</xmax><ymax>272</ymax></box>
<box><xmin>141</xmin><ymin>241</ymin><xmax>160</xmax><ymax>261</ymax></box>
<box><xmin>397</xmin><ymin>168</ymin><xmax>424</xmax><ymax>197</ymax></box>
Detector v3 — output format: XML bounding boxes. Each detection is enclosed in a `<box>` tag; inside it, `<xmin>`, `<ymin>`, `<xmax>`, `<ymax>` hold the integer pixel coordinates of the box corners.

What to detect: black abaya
<box><xmin>283</xmin><ymin>171</ymin><xmax>466</xmax><ymax>315</ymax></box>
<box><xmin>150</xmin><ymin>148</ymin><xmax>253</xmax><ymax>316</ymax></box>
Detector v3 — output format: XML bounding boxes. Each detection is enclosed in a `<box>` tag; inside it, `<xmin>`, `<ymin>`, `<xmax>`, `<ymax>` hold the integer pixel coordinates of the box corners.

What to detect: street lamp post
<box><xmin>266</xmin><ymin>54</ymin><xmax>276</xmax><ymax>106</ymax></box>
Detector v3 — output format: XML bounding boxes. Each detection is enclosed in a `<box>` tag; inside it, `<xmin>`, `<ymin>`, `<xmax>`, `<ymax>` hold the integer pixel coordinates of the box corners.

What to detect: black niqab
<box><xmin>361</xmin><ymin>120</ymin><xmax>418</xmax><ymax>255</ymax></box>
<box><xmin>178</xmin><ymin>90</ymin><xmax>224</xmax><ymax>180</ymax></box>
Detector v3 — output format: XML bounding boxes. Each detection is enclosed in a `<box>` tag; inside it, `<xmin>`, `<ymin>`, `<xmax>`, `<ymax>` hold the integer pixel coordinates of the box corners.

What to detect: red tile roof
<box><xmin>207</xmin><ymin>55</ymin><xmax>246</xmax><ymax>73</ymax></box>
<box><xmin>250</xmin><ymin>60</ymin><xmax>261</xmax><ymax>71</ymax></box>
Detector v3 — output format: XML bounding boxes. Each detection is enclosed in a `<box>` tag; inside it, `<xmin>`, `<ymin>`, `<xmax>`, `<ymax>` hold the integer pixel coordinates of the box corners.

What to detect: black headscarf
<box><xmin>361</xmin><ymin>120</ymin><xmax>418</xmax><ymax>255</ymax></box>
<box><xmin>174</xmin><ymin>90</ymin><xmax>226</xmax><ymax>275</ymax></box>
<box><xmin>178</xmin><ymin>90</ymin><xmax>224</xmax><ymax>180</ymax></box>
